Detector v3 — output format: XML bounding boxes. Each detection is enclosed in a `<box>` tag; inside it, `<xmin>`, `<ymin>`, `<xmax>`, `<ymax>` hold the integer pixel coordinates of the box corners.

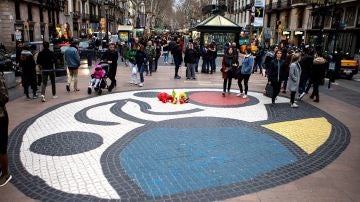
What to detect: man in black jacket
<box><xmin>37</xmin><ymin>41</ymin><xmax>57</xmax><ymax>102</ymax></box>
<box><xmin>171</xmin><ymin>38</ymin><xmax>183</xmax><ymax>79</ymax></box>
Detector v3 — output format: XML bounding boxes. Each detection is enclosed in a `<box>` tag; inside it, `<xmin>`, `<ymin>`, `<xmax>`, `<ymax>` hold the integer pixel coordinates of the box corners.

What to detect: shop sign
<box><xmin>282</xmin><ymin>31</ymin><xmax>290</xmax><ymax>35</ymax></box>
<box><xmin>295</xmin><ymin>31</ymin><xmax>303</xmax><ymax>35</ymax></box>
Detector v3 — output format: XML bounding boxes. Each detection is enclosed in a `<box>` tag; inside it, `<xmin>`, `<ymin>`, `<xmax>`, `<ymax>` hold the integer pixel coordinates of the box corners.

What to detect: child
<box><xmin>89</xmin><ymin>65</ymin><xmax>105</xmax><ymax>89</ymax></box>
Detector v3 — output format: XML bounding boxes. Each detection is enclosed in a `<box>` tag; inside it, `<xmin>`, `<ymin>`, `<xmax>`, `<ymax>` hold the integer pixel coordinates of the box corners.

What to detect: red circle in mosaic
<box><xmin>189</xmin><ymin>92</ymin><xmax>249</xmax><ymax>106</ymax></box>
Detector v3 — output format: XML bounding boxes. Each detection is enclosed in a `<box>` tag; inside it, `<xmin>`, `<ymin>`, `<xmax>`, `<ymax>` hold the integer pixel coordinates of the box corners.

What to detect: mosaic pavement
<box><xmin>8</xmin><ymin>88</ymin><xmax>350</xmax><ymax>201</ymax></box>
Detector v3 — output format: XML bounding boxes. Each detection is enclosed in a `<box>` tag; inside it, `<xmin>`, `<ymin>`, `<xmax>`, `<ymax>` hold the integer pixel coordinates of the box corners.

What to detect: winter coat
<box><xmin>101</xmin><ymin>50</ymin><xmax>118</xmax><ymax>70</ymax></box>
<box><xmin>268</xmin><ymin>58</ymin><xmax>287</xmax><ymax>82</ymax></box>
<box><xmin>241</xmin><ymin>54</ymin><xmax>254</xmax><ymax>75</ymax></box>
<box><xmin>37</xmin><ymin>48</ymin><xmax>56</xmax><ymax>71</ymax></box>
<box><xmin>135</xmin><ymin>50</ymin><xmax>148</xmax><ymax>67</ymax></box>
<box><xmin>145</xmin><ymin>46</ymin><xmax>155</xmax><ymax>61</ymax></box>
<box><xmin>184</xmin><ymin>48</ymin><xmax>199</xmax><ymax>64</ymax></box>
<box><xmin>171</xmin><ymin>44</ymin><xmax>183</xmax><ymax>63</ymax></box>
<box><xmin>299</xmin><ymin>55</ymin><xmax>313</xmax><ymax>78</ymax></box>
<box><xmin>287</xmin><ymin>62</ymin><xmax>302</xmax><ymax>92</ymax></box>
<box><xmin>92</xmin><ymin>67</ymin><xmax>105</xmax><ymax>79</ymax></box>
<box><xmin>311</xmin><ymin>56</ymin><xmax>327</xmax><ymax>84</ymax></box>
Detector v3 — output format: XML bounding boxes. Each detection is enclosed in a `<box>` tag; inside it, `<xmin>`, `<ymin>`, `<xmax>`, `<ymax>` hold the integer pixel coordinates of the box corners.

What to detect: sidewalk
<box><xmin>0</xmin><ymin>64</ymin><xmax>360</xmax><ymax>201</ymax></box>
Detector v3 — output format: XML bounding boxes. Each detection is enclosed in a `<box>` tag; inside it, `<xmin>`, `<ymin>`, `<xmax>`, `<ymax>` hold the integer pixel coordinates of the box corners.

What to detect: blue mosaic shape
<box><xmin>120</xmin><ymin>127</ymin><xmax>297</xmax><ymax>197</ymax></box>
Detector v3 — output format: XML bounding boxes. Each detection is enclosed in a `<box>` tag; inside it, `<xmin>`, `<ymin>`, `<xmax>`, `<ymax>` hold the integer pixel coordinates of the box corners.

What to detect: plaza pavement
<box><xmin>0</xmin><ymin>60</ymin><xmax>359</xmax><ymax>201</ymax></box>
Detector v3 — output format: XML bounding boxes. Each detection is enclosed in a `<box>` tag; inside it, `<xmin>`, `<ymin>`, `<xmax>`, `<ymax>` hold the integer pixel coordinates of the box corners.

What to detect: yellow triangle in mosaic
<box><xmin>262</xmin><ymin>117</ymin><xmax>332</xmax><ymax>154</ymax></box>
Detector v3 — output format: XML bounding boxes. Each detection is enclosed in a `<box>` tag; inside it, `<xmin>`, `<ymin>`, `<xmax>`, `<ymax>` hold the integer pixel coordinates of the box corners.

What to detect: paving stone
<box><xmin>7</xmin><ymin>88</ymin><xmax>351</xmax><ymax>201</ymax></box>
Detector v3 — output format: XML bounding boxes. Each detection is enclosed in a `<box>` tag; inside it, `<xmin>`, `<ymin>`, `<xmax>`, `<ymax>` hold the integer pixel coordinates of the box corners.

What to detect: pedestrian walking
<box><xmin>154</xmin><ymin>41</ymin><xmax>161</xmax><ymax>72</ymax></box>
<box><xmin>101</xmin><ymin>43</ymin><xmax>119</xmax><ymax>92</ymax></box>
<box><xmin>19</xmin><ymin>50</ymin><xmax>37</xmax><ymax>99</ymax></box>
<box><xmin>221</xmin><ymin>47</ymin><xmax>238</xmax><ymax>96</ymax></box>
<box><xmin>184</xmin><ymin>40</ymin><xmax>199</xmax><ymax>80</ymax></box>
<box><xmin>309</xmin><ymin>52</ymin><xmax>327</xmax><ymax>102</ymax></box>
<box><xmin>162</xmin><ymin>40</ymin><xmax>170</xmax><ymax>64</ymax></box>
<box><xmin>126</xmin><ymin>44</ymin><xmax>138</xmax><ymax>85</ymax></box>
<box><xmin>135</xmin><ymin>44</ymin><xmax>147</xmax><ymax>87</ymax></box>
<box><xmin>171</xmin><ymin>38</ymin><xmax>183</xmax><ymax>79</ymax></box>
<box><xmin>298</xmin><ymin>46</ymin><xmax>314</xmax><ymax>100</ymax></box>
<box><xmin>0</xmin><ymin>70</ymin><xmax>11</xmax><ymax>187</ymax></box>
<box><xmin>267</xmin><ymin>50</ymin><xmax>287</xmax><ymax>104</ymax></box>
<box><xmin>37</xmin><ymin>41</ymin><xmax>57</xmax><ymax>102</ymax></box>
<box><xmin>145</xmin><ymin>41</ymin><xmax>155</xmax><ymax>76</ymax></box>
<box><xmin>288</xmin><ymin>53</ymin><xmax>302</xmax><ymax>108</ymax></box>
<box><xmin>64</xmin><ymin>41</ymin><xmax>81</xmax><ymax>92</ymax></box>
<box><xmin>236</xmin><ymin>47</ymin><xmax>254</xmax><ymax>98</ymax></box>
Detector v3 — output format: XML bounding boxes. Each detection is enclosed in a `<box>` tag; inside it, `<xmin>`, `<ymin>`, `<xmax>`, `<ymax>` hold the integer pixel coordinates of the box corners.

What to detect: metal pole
<box><xmin>106</xmin><ymin>11</ymin><xmax>109</xmax><ymax>45</ymax></box>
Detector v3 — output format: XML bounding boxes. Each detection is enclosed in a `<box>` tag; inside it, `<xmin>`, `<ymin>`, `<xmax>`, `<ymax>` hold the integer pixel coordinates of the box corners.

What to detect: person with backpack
<box><xmin>0</xmin><ymin>69</ymin><xmax>12</xmax><ymax>187</ymax></box>
<box><xmin>37</xmin><ymin>41</ymin><xmax>57</xmax><ymax>102</ymax></box>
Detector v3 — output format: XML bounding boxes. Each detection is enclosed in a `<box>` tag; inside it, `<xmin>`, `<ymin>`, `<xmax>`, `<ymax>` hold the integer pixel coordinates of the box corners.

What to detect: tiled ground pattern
<box><xmin>7</xmin><ymin>89</ymin><xmax>350</xmax><ymax>201</ymax></box>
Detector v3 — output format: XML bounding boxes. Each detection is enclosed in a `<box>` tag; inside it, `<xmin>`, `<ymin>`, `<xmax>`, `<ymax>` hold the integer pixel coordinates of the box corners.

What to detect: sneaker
<box><xmin>66</xmin><ymin>85</ymin><xmax>70</xmax><ymax>92</ymax></box>
<box><xmin>243</xmin><ymin>95</ymin><xmax>248</xmax><ymax>98</ymax></box>
<box><xmin>40</xmin><ymin>95</ymin><xmax>46</xmax><ymax>102</ymax></box>
<box><xmin>52</xmin><ymin>95</ymin><xmax>58</xmax><ymax>99</ymax></box>
<box><xmin>138</xmin><ymin>83</ymin><xmax>144</xmax><ymax>87</ymax></box>
<box><xmin>0</xmin><ymin>173</ymin><xmax>12</xmax><ymax>187</ymax></box>
<box><xmin>291</xmin><ymin>103</ymin><xmax>299</xmax><ymax>108</ymax></box>
<box><xmin>74</xmin><ymin>88</ymin><xmax>80</xmax><ymax>92</ymax></box>
<box><xmin>236</xmin><ymin>93</ymin><xmax>243</xmax><ymax>97</ymax></box>
<box><xmin>298</xmin><ymin>92</ymin><xmax>306</xmax><ymax>100</ymax></box>
<box><xmin>174</xmin><ymin>75</ymin><xmax>181</xmax><ymax>79</ymax></box>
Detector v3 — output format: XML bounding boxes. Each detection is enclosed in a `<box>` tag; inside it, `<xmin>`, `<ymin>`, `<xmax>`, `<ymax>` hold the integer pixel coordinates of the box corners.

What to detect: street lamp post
<box><xmin>103</xmin><ymin>0</ymin><xmax>110</xmax><ymax>46</ymax></box>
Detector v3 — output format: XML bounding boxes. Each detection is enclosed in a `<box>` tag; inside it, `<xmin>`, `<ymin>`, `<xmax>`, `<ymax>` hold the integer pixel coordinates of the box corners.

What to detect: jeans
<box><xmin>174</xmin><ymin>59</ymin><xmax>181</xmax><ymax>77</ymax></box>
<box><xmin>290</xmin><ymin>91</ymin><xmax>296</xmax><ymax>104</ymax></box>
<box><xmin>90</xmin><ymin>78</ymin><xmax>101</xmax><ymax>87</ymax></box>
<box><xmin>210</xmin><ymin>58</ymin><xmax>216</xmax><ymax>72</ymax></box>
<box><xmin>163</xmin><ymin>52</ymin><xmax>169</xmax><ymax>63</ymax></box>
<box><xmin>223</xmin><ymin>70</ymin><xmax>233</xmax><ymax>92</ymax></box>
<box><xmin>271</xmin><ymin>80</ymin><xmax>282</xmax><ymax>103</ymax></box>
<box><xmin>138</xmin><ymin>64</ymin><xmax>145</xmax><ymax>83</ymax></box>
<box><xmin>238</xmin><ymin>73</ymin><xmax>250</xmax><ymax>94</ymax></box>
<box><xmin>186</xmin><ymin>63</ymin><xmax>196</xmax><ymax>79</ymax></box>
<box><xmin>298</xmin><ymin>74</ymin><xmax>309</xmax><ymax>94</ymax></box>
<box><xmin>41</xmin><ymin>71</ymin><xmax>56</xmax><ymax>96</ymax></box>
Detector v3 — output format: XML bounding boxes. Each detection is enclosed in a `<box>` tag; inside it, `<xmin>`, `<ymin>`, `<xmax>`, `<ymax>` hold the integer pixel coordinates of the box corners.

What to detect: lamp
<box><xmin>103</xmin><ymin>0</ymin><xmax>110</xmax><ymax>45</ymax></box>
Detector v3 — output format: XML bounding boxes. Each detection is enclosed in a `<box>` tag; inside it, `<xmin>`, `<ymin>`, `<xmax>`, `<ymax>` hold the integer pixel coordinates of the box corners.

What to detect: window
<box><xmin>28</xmin><ymin>4</ymin><xmax>32</xmax><ymax>21</ymax></box>
<box><xmin>297</xmin><ymin>9</ymin><xmax>303</xmax><ymax>29</ymax></box>
<box><xmin>15</xmin><ymin>1</ymin><xmax>20</xmax><ymax>20</ymax></box>
<box><xmin>345</xmin><ymin>7</ymin><xmax>356</xmax><ymax>27</ymax></box>
<box><xmin>39</xmin><ymin>7</ymin><xmax>43</xmax><ymax>22</ymax></box>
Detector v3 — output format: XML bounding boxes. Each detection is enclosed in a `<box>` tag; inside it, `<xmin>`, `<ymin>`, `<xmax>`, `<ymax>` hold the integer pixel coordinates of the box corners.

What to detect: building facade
<box><xmin>0</xmin><ymin>0</ymin><xmax>129</xmax><ymax>49</ymax></box>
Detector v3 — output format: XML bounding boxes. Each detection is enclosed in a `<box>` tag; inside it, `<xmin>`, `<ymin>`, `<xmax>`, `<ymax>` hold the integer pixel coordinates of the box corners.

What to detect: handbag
<box><xmin>264</xmin><ymin>82</ymin><xmax>273</xmax><ymax>98</ymax></box>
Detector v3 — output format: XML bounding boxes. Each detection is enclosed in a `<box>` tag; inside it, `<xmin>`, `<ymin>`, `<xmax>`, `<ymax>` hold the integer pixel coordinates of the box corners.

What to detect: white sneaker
<box><xmin>138</xmin><ymin>83</ymin><xmax>144</xmax><ymax>87</ymax></box>
<box><xmin>53</xmin><ymin>95</ymin><xmax>58</xmax><ymax>99</ymax></box>
<box><xmin>298</xmin><ymin>92</ymin><xmax>306</xmax><ymax>100</ymax></box>
<box><xmin>242</xmin><ymin>95</ymin><xmax>248</xmax><ymax>98</ymax></box>
<box><xmin>291</xmin><ymin>103</ymin><xmax>299</xmax><ymax>108</ymax></box>
<box><xmin>40</xmin><ymin>95</ymin><xmax>46</xmax><ymax>102</ymax></box>
<box><xmin>236</xmin><ymin>93</ymin><xmax>243</xmax><ymax>97</ymax></box>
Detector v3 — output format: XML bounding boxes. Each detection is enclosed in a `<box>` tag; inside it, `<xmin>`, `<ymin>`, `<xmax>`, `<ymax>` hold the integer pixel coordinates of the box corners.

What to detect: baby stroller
<box><xmin>87</xmin><ymin>61</ymin><xmax>110</xmax><ymax>95</ymax></box>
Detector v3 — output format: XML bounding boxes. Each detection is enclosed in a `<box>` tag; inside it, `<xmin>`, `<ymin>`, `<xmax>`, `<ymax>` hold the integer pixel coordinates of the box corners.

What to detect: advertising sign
<box><xmin>254</xmin><ymin>0</ymin><xmax>265</xmax><ymax>27</ymax></box>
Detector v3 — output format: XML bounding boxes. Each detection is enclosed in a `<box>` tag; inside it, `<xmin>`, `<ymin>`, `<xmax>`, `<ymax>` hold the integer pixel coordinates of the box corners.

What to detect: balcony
<box><xmin>72</xmin><ymin>11</ymin><xmax>81</xmax><ymax>19</ymax></box>
<box><xmin>82</xmin><ymin>14</ymin><xmax>90</xmax><ymax>21</ymax></box>
<box><xmin>265</xmin><ymin>0</ymin><xmax>292</xmax><ymax>12</ymax></box>
<box><xmin>89</xmin><ymin>0</ymin><xmax>100</xmax><ymax>5</ymax></box>
<box><xmin>291</xmin><ymin>0</ymin><xmax>307</xmax><ymax>7</ymax></box>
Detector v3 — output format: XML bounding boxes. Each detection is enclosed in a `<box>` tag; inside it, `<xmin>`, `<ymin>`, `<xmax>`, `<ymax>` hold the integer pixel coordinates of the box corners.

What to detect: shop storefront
<box><xmin>294</xmin><ymin>31</ymin><xmax>304</xmax><ymax>47</ymax></box>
